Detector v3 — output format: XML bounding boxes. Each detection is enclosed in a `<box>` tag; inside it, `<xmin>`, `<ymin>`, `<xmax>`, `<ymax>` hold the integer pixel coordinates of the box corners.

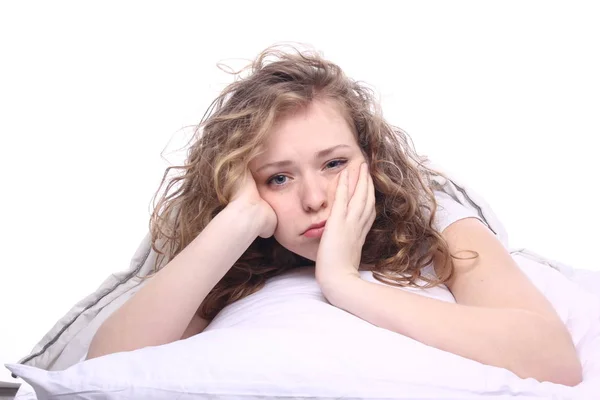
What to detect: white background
<box><xmin>0</xmin><ymin>0</ymin><xmax>598</xmax><ymax>384</ymax></box>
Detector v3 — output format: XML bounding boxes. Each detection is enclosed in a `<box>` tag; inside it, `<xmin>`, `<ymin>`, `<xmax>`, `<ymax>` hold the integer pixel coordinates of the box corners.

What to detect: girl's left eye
<box><xmin>326</xmin><ymin>159</ymin><xmax>347</xmax><ymax>169</ymax></box>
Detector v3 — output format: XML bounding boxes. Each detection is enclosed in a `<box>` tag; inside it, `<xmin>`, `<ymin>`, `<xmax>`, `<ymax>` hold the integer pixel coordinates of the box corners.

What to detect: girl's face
<box><xmin>250</xmin><ymin>99</ymin><xmax>367</xmax><ymax>262</ymax></box>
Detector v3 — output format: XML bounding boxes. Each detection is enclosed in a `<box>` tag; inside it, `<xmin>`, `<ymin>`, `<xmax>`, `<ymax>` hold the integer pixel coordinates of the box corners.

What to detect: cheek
<box><xmin>346</xmin><ymin>163</ymin><xmax>364</xmax><ymax>196</ymax></box>
<box><xmin>271</xmin><ymin>199</ymin><xmax>298</xmax><ymax>244</ymax></box>
<box><xmin>261</xmin><ymin>194</ymin><xmax>294</xmax><ymax>227</ymax></box>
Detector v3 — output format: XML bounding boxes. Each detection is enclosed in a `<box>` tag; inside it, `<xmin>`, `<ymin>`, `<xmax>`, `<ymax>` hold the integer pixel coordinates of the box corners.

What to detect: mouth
<box><xmin>302</xmin><ymin>220</ymin><xmax>327</xmax><ymax>238</ymax></box>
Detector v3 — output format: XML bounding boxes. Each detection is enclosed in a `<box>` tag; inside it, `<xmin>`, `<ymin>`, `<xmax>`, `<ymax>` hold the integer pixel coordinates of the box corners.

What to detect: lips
<box><xmin>302</xmin><ymin>220</ymin><xmax>327</xmax><ymax>235</ymax></box>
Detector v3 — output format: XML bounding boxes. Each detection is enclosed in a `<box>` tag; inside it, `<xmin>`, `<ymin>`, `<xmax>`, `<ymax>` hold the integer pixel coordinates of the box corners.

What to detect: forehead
<box><xmin>262</xmin><ymin>100</ymin><xmax>356</xmax><ymax>152</ymax></box>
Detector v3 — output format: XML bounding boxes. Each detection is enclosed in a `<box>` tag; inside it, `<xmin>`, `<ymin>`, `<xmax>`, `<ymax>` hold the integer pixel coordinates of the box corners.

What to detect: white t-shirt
<box><xmin>412</xmin><ymin>190</ymin><xmax>485</xmax><ymax>281</ymax></box>
<box><xmin>431</xmin><ymin>190</ymin><xmax>483</xmax><ymax>234</ymax></box>
<box><xmin>206</xmin><ymin>190</ymin><xmax>485</xmax><ymax>331</ymax></box>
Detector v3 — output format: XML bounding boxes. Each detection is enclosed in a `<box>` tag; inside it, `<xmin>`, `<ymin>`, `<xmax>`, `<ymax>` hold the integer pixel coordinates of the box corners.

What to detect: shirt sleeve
<box><xmin>432</xmin><ymin>190</ymin><xmax>484</xmax><ymax>234</ymax></box>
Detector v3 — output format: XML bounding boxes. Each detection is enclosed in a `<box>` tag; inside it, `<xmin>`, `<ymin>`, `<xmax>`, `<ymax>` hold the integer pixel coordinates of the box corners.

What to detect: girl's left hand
<box><xmin>315</xmin><ymin>162</ymin><xmax>376</xmax><ymax>293</ymax></box>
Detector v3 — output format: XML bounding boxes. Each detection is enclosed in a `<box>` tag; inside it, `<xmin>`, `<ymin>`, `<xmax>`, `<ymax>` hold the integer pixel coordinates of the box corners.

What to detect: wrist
<box><xmin>318</xmin><ymin>273</ymin><xmax>363</xmax><ymax>306</ymax></box>
<box><xmin>223</xmin><ymin>201</ymin><xmax>263</xmax><ymax>237</ymax></box>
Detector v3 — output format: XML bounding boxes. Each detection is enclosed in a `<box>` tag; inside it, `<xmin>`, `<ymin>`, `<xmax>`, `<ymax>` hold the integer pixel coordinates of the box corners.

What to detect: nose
<box><xmin>300</xmin><ymin>174</ymin><xmax>329</xmax><ymax>212</ymax></box>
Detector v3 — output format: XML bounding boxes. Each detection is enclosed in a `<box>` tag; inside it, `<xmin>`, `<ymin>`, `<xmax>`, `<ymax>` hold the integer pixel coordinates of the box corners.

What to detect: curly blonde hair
<box><xmin>148</xmin><ymin>44</ymin><xmax>474</xmax><ymax>320</ymax></box>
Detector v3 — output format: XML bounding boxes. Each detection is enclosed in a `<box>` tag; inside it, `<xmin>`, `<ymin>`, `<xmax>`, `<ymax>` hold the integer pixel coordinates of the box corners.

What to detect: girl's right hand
<box><xmin>229</xmin><ymin>170</ymin><xmax>277</xmax><ymax>238</ymax></box>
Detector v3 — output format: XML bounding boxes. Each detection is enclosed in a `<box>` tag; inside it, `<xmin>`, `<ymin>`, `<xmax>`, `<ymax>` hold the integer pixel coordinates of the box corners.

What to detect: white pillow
<box><xmin>6</xmin><ymin>258</ymin><xmax>600</xmax><ymax>399</ymax></box>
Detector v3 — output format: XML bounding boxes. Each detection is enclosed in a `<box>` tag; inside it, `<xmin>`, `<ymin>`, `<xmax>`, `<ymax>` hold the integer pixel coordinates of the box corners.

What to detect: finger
<box><xmin>363</xmin><ymin>171</ymin><xmax>376</xmax><ymax>221</ymax></box>
<box><xmin>361</xmin><ymin>175</ymin><xmax>377</xmax><ymax>236</ymax></box>
<box><xmin>367</xmin><ymin>207</ymin><xmax>377</xmax><ymax>235</ymax></box>
<box><xmin>348</xmin><ymin>163</ymin><xmax>368</xmax><ymax>219</ymax></box>
<box><xmin>331</xmin><ymin>168</ymin><xmax>349</xmax><ymax>218</ymax></box>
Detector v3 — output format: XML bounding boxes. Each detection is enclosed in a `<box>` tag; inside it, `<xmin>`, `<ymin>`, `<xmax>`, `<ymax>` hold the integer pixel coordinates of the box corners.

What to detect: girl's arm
<box><xmin>86</xmin><ymin>202</ymin><xmax>264</xmax><ymax>359</ymax></box>
<box><xmin>321</xmin><ymin>218</ymin><xmax>582</xmax><ymax>386</ymax></box>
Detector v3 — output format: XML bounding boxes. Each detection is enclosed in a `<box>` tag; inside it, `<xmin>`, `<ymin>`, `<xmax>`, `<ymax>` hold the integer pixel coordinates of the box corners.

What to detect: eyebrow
<box><xmin>256</xmin><ymin>144</ymin><xmax>351</xmax><ymax>173</ymax></box>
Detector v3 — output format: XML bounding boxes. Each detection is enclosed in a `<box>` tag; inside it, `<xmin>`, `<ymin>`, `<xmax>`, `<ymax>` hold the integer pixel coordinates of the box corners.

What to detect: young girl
<box><xmin>86</xmin><ymin>44</ymin><xmax>582</xmax><ymax>386</ymax></box>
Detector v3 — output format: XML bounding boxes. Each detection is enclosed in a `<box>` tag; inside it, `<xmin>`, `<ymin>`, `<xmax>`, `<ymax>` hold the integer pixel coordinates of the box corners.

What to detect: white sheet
<box><xmin>571</xmin><ymin>268</ymin><xmax>600</xmax><ymax>300</ymax></box>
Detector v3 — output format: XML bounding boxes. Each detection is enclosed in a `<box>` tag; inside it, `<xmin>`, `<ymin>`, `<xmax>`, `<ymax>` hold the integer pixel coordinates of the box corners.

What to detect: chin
<box><xmin>299</xmin><ymin>253</ymin><xmax>316</xmax><ymax>263</ymax></box>
<box><xmin>274</xmin><ymin>237</ymin><xmax>317</xmax><ymax>263</ymax></box>
<box><xmin>288</xmin><ymin>247</ymin><xmax>317</xmax><ymax>263</ymax></box>
<box><xmin>296</xmin><ymin>247</ymin><xmax>318</xmax><ymax>263</ymax></box>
